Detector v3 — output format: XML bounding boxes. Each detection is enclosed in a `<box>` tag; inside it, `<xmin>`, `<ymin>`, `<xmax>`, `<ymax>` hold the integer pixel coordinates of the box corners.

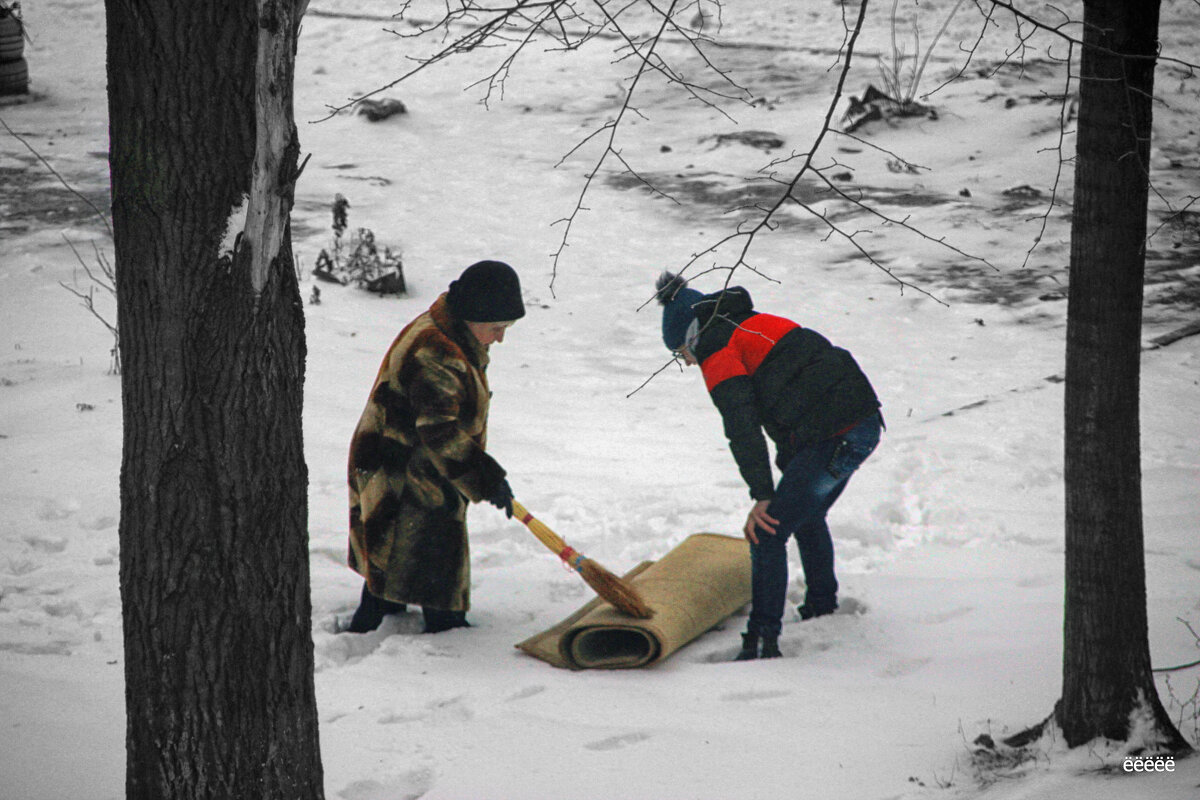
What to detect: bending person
<box><xmin>655</xmin><ymin>272</ymin><xmax>882</xmax><ymax>660</ymax></box>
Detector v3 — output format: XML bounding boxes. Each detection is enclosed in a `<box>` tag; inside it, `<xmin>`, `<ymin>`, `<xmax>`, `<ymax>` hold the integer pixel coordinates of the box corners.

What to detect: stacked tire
<box><xmin>0</xmin><ymin>7</ymin><xmax>27</xmax><ymax>97</ymax></box>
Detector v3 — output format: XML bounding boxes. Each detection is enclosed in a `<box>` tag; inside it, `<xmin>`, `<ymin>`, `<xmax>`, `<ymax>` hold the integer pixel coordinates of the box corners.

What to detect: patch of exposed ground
<box><xmin>0</xmin><ymin>162</ymin><xmax>111</xmax><ymax>236</ymax></box>
<box><xmin>606</xmin><ymin>163</ymin><xmax>1200</xmax><ymax>327</ymax></box>
<box><xmin>608</xmin><ymin>167</ymin><xmax>962</xmax><ymax>230</ymax></box>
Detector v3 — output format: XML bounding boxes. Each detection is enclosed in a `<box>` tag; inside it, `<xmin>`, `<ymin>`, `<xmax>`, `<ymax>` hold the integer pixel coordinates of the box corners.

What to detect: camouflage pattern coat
<box><xmin>347</xmin><ymin>293</ymin><xmax>506</xmax><ymax>611</ymax></box>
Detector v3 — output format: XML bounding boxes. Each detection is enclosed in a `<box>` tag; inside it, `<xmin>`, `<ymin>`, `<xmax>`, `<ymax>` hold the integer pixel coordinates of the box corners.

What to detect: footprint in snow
<box><xmin>35</xmin><ymin>498</ymin><xmax>79</xmax><ymax>522</ymax></box>
<box><xmin>42</xmin><ymin>600</ymin><xmax>85</xmax><ymax>620</ymax></box>
<box><xmin>505</xmin><ymin>685</ymin><xmax>546</xmax><ymax>702</ymax></box>
<box><xmin>0</xmin><ymin>640</ymin><xmax>74</xmax><ymax>656</ymax></box>
<box><xmin>337</xmin><ymin>768</ymin><xmax>434</xmax><ymax>800</ymax></box>
<box><xmin>23</xmin><ymin>535</ymin><xmax>68</xmax><ymax>554</ymax></box>
<box><xmin>4</xmin><ymin>558</ymin><xmax>39</xmax><ymax>576</ymax></box>
<box><xmin>379</xmin><ymin>695</ymin><xmax>473</xmax><ymax>726</ymax></box>
<box><xmin>584</xmin><ymin>732</ymin><xmax>651</xmax><ymax>751</ymax></box>
<box><xmin>313</xmin><ymin>614</ymin><xmax>422</xmax><ymax>670</ymax></box>
<box><xmin>314</xmin><ymin>627</ymin><xmax>387</xmax><ymax>670</ymax></box>
<box><xmin>877</xmin><ymin>656</ymin><xmax>933</xmax><ymax>678</ymax></box>
<box><xmin>78</xmin><ymin>514</ymin><xmax>117</xmax><ymax>531</ymax></box>
<box><xmin>918</xmin><ymin>606</ymin><xmax>973</xmax><ymax>625</ymax></box>
<box><xmin>836</xmin><ymin>596</ymin><xmax>869</xmax><ymax>616</ymax></box>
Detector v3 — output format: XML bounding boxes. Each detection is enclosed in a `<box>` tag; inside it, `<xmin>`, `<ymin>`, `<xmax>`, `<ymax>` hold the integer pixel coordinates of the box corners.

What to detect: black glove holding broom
<box><xmin>485</xmin><ymin>477</ymin><xmax>514</xmax><ymax>518</ymax></box>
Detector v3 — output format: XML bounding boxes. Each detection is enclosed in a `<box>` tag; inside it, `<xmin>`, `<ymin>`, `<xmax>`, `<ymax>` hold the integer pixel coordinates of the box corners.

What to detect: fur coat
<box><xmin>347</xmin><ymin>293</ymin><xmax>506</xmax><ymax>611</ymax></box>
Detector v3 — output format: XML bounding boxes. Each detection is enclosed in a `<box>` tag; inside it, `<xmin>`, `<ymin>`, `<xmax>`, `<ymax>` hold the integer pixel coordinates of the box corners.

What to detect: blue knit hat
<box><xmin>655</xmin><ymin>272</ymin><xmax>703</xmax><ymax>351</ymax></box>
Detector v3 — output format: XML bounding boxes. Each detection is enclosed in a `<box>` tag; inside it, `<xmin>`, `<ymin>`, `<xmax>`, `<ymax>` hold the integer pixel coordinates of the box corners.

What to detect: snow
<box><xmin>1</xmin><ymin>1</ymin><xmax>1198</xmax><ymax>799</ymax></box>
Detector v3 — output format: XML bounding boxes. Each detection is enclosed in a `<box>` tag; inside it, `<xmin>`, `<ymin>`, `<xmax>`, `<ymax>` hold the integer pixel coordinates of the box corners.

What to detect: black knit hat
<box><xmin>446</xmin><ymin>260</ymin><xmax>526</xmax><ymax>322</ymax></box>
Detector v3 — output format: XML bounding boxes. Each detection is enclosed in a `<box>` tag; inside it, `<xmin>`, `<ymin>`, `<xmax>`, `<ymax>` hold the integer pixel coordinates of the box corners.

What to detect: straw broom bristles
<box><xmin>576</xmin><ymin>558</ymin><xmax>655</xmax><ymax>619</ymax></box>
<box><xmin>511</xmin><ymin>500</ymin><xmax>654</xmax><ymax>619</ymax></box>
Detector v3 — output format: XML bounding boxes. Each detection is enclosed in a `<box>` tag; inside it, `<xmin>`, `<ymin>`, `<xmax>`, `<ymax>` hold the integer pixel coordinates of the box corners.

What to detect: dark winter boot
<box><xmin>345</xmin><ymin>582</ymin><xmax>407</xmax><ymax>634</ymax></box>
<box><xmin>422</xmin><ymin>607</ymin><xmax>470</xmax><ymax>634</ymax></box>
<box><xmin>734</xmin><ymin>632</ymin><xmax>760</xmax><ymax>661</ymax></box>
<box><xmin>759</xmin><ymin>636</ymin><xmax>782</xmax><ymax>659</ymax></box>
<box><xmin>798</xmin><ymin>602</ymin><xmax>836</xmax><ymax>621</ymax></box>
<box><xmin>345</xmin><ymin>604</ymin><xmax>383</xmax><ymax>634</ymax></box>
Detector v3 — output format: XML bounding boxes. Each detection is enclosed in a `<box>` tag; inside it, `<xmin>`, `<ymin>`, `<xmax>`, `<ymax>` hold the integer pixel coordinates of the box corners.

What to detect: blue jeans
<box><xmin>747</xmin><ymin>412</ymin><xmax>882</xmax><ymax>638</ymax></box>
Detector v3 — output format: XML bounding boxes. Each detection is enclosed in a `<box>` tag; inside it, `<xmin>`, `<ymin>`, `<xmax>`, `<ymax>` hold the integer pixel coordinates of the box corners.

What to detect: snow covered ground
<box><xmin>1</xmin><ymin>1</ymin><xmax>1198</xmax><ymax>798</ymax></box>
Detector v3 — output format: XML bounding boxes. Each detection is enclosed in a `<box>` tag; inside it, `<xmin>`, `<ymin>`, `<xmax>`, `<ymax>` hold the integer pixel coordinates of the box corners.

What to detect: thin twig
<box><xmin>548</xmin><ymin>0</ymin><xmax>684</xmax><ymax>294</ymax></box>
<box><xmin>59</xmin><ymin>236</ymin><xmax>121</xmax><ymax>374</ymax></box>
<box><xmin>1154</xmin><ymin>618</ymin><xmax>1200</xmax><ymax>673</ymax></box>
<box><xmin>674</xmin><ymin>0</ymin><xmax>945</xmax><ymax>303</ymax></box>
<box><xmin>0</xmin><ymin>115</ymin><xmax>113</xmax><ymax>237</ymax></box>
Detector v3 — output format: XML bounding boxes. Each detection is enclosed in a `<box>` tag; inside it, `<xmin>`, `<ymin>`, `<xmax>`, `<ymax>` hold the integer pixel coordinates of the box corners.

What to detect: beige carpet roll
<box><xmin>515</xmin><ymin>533</ymin><xmax>751</xmax><ymax>670</ymax></box>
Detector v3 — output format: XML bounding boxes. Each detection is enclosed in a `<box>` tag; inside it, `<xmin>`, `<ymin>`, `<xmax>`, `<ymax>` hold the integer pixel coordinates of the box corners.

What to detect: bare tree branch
<box><xmin>987</xmin><ymin>0</ymin><xmax>1195</xmax><ymax>72</ymax></box>
<box><xmin>59</xmin><ymin>236</ymin><xmax>121</xmax><ymax>375</ymax></box>
<box><xmin>1147</xmin><ymin>194</ymin><xmax>1200</xmax><ymax>246</ymax></box>
<box><xmin>807</xmin><ymin>164</ymin><xmax>998</xmax><ymax>275</ymax></box>
<box><xmin>1018</xmin><ymin>38</ymin><xmax>1077</xmax><ymax>269</ymax></box>
<box><xmin>624</xmin><ymin>353</ymin><xmax>689</xmax><ymax>398</ymax></box>
<box><xmin>318</xmin><ymin>0</ymin><xmax>1200</xmax><ymax>337</ymax></box>
<box><xmin>0</xmin><ymin>115</ymin><xmax>113</xmax><ymax>237</ymax></box>
<box><xmin>317</xmin><ymin>1</ymin><xmax>578</xmax><ymax>119</ymax></box>
<box><xmin>666</xmin><ymin>0</ymin><xmax>951</xmax><ymax>302</ymax></box>
<box><xmin>547</xmin><ymin>0</ymin><xmax>684</xmax><ymax>294</ymax></box>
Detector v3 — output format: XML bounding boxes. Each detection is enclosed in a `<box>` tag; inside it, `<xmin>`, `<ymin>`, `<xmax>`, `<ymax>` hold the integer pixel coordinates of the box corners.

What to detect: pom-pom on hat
<box><xmin>447</xmin><ymin>260</ymin><xmax>526</xmax><ymax>322</ymax></box>
<box><xmin>655</xmin><ymin>272</ymin><xmax>703</xmax><ymax>351</ymax></box>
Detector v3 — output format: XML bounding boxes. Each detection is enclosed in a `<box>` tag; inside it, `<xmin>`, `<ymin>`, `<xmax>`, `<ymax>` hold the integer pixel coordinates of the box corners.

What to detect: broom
<box><xmin>511</xmin><ymin>499</ymin><xmax>654</xmax><ymax>619</ymax></box>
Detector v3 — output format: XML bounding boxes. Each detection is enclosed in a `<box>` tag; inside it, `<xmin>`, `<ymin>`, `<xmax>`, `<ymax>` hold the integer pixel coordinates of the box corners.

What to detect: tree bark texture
<box><xmin>1059</xmin><ymin>0</ymin><xmax>1186</xmax><ymax>751</ymax></box>
<box><xmin>106</xmin><ymin>1</ymin><xmax>324</xmax><ymax>797</ymax></box>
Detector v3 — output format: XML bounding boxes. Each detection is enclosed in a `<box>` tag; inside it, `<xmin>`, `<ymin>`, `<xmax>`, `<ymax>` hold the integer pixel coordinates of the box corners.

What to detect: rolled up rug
<box><xmin>516</xmin><ymin>533</ymin><xmax>751</xmax><ymax>670</ymax></box>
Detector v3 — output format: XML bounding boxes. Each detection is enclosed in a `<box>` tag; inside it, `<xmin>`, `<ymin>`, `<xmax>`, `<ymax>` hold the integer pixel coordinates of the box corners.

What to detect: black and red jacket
<box><xmin>690</xmin><ymin>287</ymin><xmax>881</xmax><ymax>501</ymax></box>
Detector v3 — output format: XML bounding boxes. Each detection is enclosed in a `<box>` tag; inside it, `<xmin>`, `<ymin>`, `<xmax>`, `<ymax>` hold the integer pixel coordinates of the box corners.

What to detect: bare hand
<box><xmin>743</xmin><ymin>500</ymin><xmax>779</xmax><ymax>544</ymax></box>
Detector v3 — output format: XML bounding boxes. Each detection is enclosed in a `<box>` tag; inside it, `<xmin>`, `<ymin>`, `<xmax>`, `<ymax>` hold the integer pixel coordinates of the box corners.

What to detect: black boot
<box><xmin>422</xmin><ymin>607</ymin><xmax>470</xmax><ymax>634</ymax></box>
<box><xmin>798</xmin><ymin>602</ymin><xmax>836</xmax><ymax>621</ymax></box>
<box><xmin>734</xmin><ymin>632</ymin><xmax>760</xmax><ymax>661</ymax></box>
<box><xmin>345</xmin><ymin>582</ymin><xmax>407</xmax><ymax>634</ymax></box>
<box><xmin>760</xmin><ymin>636</ymin><xmax>782</xmax><ymax>659</ymax></box>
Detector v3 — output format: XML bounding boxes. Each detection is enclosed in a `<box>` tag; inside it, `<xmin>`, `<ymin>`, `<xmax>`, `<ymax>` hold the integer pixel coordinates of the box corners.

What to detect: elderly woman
<box><xmin>345</xmin><ymin>260</ymin><xmax>524</xmax><ymax>634</ymax></box>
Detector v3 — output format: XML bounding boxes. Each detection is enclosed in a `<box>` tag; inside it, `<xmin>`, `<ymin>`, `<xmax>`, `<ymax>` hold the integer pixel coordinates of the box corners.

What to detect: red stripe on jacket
<box><xmin>700</xmin><ymin>313</ymin><xmax>799</xmax><ymax>392</ymax></box>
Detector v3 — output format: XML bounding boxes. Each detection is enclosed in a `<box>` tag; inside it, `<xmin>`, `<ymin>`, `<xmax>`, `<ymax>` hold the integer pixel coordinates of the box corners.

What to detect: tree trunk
<box><xmin>1058</xmin><ymin>0</ymin><xmax>1187</xmax><ymax>751</ymax></box>
<box><xmin>106</xmin><ymin>2</ymin><xmax>325</xmax><ymax>797</ymax></box>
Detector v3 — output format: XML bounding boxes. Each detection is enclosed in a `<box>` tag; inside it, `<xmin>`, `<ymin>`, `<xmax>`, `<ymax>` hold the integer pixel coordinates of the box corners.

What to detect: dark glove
<box><xmin>484</xmin><ymin>478</ymin><xmax>514</xmax><ymax>518</ymax></box>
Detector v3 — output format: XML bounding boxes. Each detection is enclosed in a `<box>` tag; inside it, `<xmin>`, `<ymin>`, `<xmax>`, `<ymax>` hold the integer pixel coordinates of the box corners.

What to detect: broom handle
<box><xmin>510</xmin><ymin>499</ymin><xmax>570</xmax><ymax>557</ymax></box>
